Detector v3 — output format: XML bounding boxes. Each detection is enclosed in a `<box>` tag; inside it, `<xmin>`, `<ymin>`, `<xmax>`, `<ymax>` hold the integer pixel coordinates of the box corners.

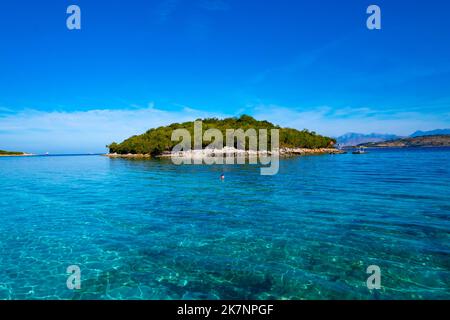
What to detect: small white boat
<box><xmin>352</xmin><ymin>146</ymin><xmax>367</xmax><ymax>154</ymax></box>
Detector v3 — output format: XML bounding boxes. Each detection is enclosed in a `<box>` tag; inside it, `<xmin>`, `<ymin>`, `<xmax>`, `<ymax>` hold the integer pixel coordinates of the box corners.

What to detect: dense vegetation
<box><xmin>108</xmin><ymin>115</ymin><xmax>336</xmax><ymax>155</ymax></box>
<box><xmin>0</xmin><ymin>150</ymin><xmax>24</xmax><ymax>155</ymax></box>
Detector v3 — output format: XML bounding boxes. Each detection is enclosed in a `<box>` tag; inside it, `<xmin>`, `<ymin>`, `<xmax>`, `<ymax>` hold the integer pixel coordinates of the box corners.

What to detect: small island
<box><xmin>106</xmin><ymin>115</ymin><xmax>343</xmax><ymax>158</ymax></box>
<box><xmin>0</xmin><ymin>150</ymin><xmax>31</xmax><ymax>157</ymax></box>
<box><xmin>358</xmin><ymin>135</ymin><xmax>450</xmax><ymax>148</ymax></box>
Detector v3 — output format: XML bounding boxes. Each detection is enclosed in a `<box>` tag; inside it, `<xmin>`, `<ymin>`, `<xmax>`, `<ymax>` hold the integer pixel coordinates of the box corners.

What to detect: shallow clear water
<box><xmin>0</xmin><ymin>148</ymin><xmax>449</xmax><ymax>300</ymax></box>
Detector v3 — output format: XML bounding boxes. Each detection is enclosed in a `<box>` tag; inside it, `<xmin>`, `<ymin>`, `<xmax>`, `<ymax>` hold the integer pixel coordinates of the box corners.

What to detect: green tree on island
<box><xmin>0</xmin><ymin>150</ymin><xmax>25</xmax><ymax>156</ymax></box>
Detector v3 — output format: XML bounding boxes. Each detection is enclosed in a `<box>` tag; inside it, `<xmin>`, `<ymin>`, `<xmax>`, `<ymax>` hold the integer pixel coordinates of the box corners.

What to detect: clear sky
<box><xmin>0</xmin><ymin>0</ymin><xmax>449</xmax><ymax>153</ymax></box>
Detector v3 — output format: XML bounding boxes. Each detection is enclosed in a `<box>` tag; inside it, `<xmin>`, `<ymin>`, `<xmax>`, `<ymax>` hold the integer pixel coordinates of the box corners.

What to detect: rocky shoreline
<box><xmin>104</xmin><ymin>147</ymin><xmax>345</xmax><ymax>159</ymax></box>
<box><xmin>0</xmin><ymin>153</ymin><xmax>34</xmax><ymax>157</ymax></box>
<box><xmin>279</xmin><ymin>147</ymin><xmax>345</xmax><ymax>155</ymax></box>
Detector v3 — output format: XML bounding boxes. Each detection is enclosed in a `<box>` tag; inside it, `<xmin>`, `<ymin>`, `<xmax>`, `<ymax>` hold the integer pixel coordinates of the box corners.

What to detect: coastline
<box><xmin>0</xmin><ymin>153</ymin><xmax>34</xmax><ymax>157</ymax></box>
<box><xmin>104</xmin><ymin>147</ymin><xmax>345</xmax><ymax>159</ymax></box>
<box><xmin>344</xmin><ymin>145</ymin><xmax>450</xmax><ymax>149</ymax></box>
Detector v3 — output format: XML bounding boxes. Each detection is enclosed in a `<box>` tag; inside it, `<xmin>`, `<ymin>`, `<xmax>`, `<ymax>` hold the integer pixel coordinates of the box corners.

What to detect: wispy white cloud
<box><xmin>251</xmin><ymin>104</ymin><xmax>450</xmax><ymax>137</ymax></box>
<box><xmin>155</xmin><ymin>0</ymin><xmax>229</xmax><ymax>23</ymax></box>
<box><xmin>0</xmin><ymin>105</ymin><xmax>228</xmax><ymax>154</ymax></box>
<box><xmin>197</xmin><ymin>0</ymin><xmax>229</xmax><ymax>11</ymax></box>
<box><xmin>0</xmin><ymin>106</ymin><xmax>14</xmax><ymax>114</ymax></box>
<box><xmin>156</xmin><ymin>0</ymin><xmax>180</xmax><ymax>23</ymax></box>
<box><xmin>249</xmin><ymin>38</ymin><xmax>344</xmax><ymax>85</ymax></box>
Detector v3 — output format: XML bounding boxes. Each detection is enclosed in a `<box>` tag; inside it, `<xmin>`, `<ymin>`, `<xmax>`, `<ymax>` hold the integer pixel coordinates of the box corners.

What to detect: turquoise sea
<box><xmin>0</xmin><ymin>148</ymin><xmax>449</xmax><ymax>300</ymax></box>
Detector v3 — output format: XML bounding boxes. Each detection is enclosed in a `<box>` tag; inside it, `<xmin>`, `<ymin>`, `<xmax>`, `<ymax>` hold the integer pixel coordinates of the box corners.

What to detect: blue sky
<box><xmin>1</xmin><ymin>0</ymin><xmax>449</xmax><ymax>153</ymax></box>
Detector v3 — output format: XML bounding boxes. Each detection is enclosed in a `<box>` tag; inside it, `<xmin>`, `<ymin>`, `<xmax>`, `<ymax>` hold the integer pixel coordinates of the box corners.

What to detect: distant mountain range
<box><xmin>410</xmin><ymin>129</ymin><xmax>450</xmax><ymax>137</ymax></box>
<box><xmin>336</xmin><ymin>133</ymin><xmax>402</xmax><ymax>146</ymax></box>
<box><xmin>359</xmin><ymin>135</ymin><xmax>450</xmax><ymax>148</ymax></box>
<box><xmin>337</xmin><ymin>129</ymin><xmax>450</xmax><ymax>146</ymax></box>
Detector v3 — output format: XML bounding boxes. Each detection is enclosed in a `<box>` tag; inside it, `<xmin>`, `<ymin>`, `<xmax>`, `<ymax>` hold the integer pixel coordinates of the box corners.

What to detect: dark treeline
<box><xmin>108</xmin><ymin>115</ymin><xmax>336</xmax><ymax>155</ymax></box>
<box><xmin>0</xmin><ymin>150</ymin><xmax>24</xmax><ymax>155</ymax></box>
